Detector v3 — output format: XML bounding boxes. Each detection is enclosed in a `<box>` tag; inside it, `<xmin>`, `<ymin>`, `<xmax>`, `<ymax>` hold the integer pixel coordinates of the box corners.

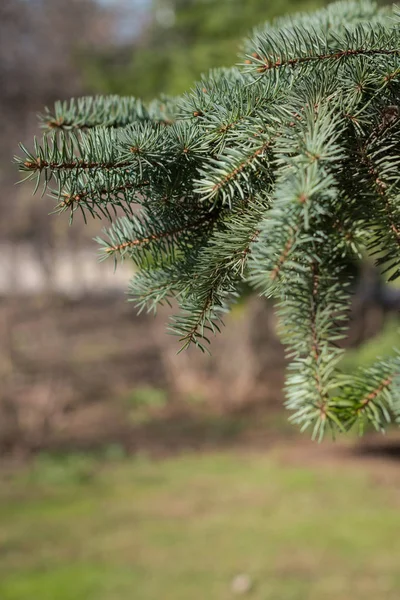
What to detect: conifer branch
<box><xmin>270</xmin><ymin>226</ymin><xmax>299</xmax><ymax>282</ymax></box>
<box><xmin>359</xmin><ymin>376</ymin><xmax>394</xmax><ymax>408</ymax></box>
<box><xmin>59</xmin><ymin>180</ymin><xmax>150</xmax><ymax>209</ymax></box>
<box><xmin>23</xmin><ymin>157</ymin><xmax>132</xmax><ymax>172</ymax></box>
<box><xmin>39</xmin><ymin>95</ymin><xmax>177</xmax><ymax>132</ymax></box>
<box><xmin>103</xmin><ymin>213</ymin><xmax>215</xmax><ymax>255</ymax></box>
<box><xmin>17</xmin><ymin>0</ymin><xmax>400</xmax><ymax>438</ymax></box>
<box><xmin>251</xmin><ymin>48</ymin><xmax>400</xmax><ymax>73</ymax></box>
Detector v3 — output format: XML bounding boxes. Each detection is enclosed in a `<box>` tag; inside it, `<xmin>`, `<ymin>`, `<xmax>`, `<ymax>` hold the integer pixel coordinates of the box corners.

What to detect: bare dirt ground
<box><xmin>0</xmin><ymin>293</ymin><xmax>287</xmax><ymax>457</ymax></box>
<box><xmin>1</xmin><ymin>293</ymin><xmax>400</xmax><ymax>484</ymax></box>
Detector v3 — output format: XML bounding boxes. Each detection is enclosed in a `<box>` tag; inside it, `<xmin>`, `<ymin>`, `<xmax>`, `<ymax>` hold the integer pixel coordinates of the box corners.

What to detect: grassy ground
<box><xmin>1</xmin><ymin>443</ymin><xmax>400</xmax><ymax>600</ymax></box>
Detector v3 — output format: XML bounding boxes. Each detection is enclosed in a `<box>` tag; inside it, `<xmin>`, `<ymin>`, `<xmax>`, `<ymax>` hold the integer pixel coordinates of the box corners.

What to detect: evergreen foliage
<box><xmin>17</xmin><ymin>1</ymin><xmax>400</xmax><ymax>438</ymax></box>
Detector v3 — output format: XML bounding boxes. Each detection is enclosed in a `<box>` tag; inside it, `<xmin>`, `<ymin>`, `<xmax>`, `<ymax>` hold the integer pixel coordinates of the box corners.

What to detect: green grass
<box><xmin>1</xmin><ymin>448</ymin><xmax>400</xmax><ymax>599</ymax></box>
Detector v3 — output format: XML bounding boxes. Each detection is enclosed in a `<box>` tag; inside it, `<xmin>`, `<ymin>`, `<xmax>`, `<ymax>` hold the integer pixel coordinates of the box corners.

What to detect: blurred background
<box><xmin>2</xmin><ymin>1</ymin><xmax>400</xmax><ymax>599</ymax></box>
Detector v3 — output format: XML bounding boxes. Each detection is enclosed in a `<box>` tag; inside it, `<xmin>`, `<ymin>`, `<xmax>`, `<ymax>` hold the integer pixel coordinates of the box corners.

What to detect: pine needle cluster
<box><xmin>16</xmin><ymin>1</ymin><xmax>400</xmax><ymax>438</ymax></box>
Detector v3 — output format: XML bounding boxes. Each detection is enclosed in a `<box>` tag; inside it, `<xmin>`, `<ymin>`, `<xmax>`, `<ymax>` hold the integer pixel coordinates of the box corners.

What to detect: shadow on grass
<box><xmin>353</xmin><ymin>438</ymin><xmax>400</xmax><ymax>462</ymax></box>
<box><xmin>6</xmin><ymin>404</ymin><xmax>296</xmax><ymax>462</ymax></box>
<box><xmin>129</xmin><ymin>407</ymin><xmax>294</xmax><ymax>456</ymax></box>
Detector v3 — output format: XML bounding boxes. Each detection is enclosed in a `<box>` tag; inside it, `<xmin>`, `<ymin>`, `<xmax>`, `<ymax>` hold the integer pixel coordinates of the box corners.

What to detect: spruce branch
<box><xmin>39</xmin><ymin>95</ymin><xmax>177</xmax><ymax>132</ymax></box>
<box><xmin>333</xmin><ymin>357</ymin><xmax>400</xmax><ymax>433</ymax></box>
<box><xmin>17</xmin><ymin>0</ymin><xmax>400</xmax><ymax>438</ymax></box>
<box><xmin>56</xmin><ymin>177</ymin><xmax>150</xmax><ymax>216</ymax></box>
<box><xmin>244</xmin><ymin>23</ymin><xmax>400</xmax><ymax>75</ymax></box>
<box><xmin>97</xmin><ymin>203</ymin><xmax>221</xmax><ymax>269</ymax></box>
